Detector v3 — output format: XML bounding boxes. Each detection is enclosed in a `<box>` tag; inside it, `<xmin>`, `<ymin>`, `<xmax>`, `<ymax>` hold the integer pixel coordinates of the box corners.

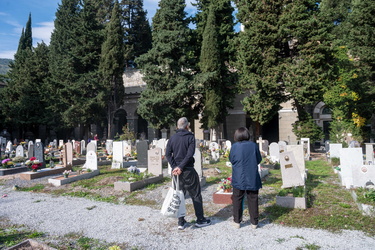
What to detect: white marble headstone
<box><xmin>112</xmin><ymin>141</ymin><xmax>124</xmax><ymax>169</ymax></box>
<box><xmin>194</xmin><ymin>148</ymin><xmax>203</xmax><ymax>177</ymax></box>
<box><xmin>340</xmin><ymin>148</ymin><xmax>363</xmax><ymax>188</ymax></box>
<box><xmin>269</xmin><ymin>142</ymin><xmax>280</xmax><ymax>162</ymax></box>
<box><xmin>279</xmin><ymin>151</ymin><xmax>305</xmax><ymax>188</ymax></box>
<box><xmin>16</xmin><ymin>145</ymin><xmax>24</xmax><ymax>157</ymax></box>
<box><xmin>329</xmin><ymin>143</ymin><xmax>342</xmax><ymax>158</ymax></box>
<box><xmin>85</xmin><ymin>150</ymin><xmax>98</xmax><ymax>170</ymax></box>
<box><xmin>286</xmin><ymin>145</ymin><xmax>305</xmax><ymax>179</ymax></box>
<box><xmin>148</xmin><ymin>147</ymin><xmax>162</xmax><ymax>176</ymax></box>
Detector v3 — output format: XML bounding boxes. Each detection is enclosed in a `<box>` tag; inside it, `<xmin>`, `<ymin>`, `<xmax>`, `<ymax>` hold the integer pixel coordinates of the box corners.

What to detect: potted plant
<box><xmin>25</xmin><ymin>157</ymin><xmax>42</xmax><ymax>172</ymax></box>
<box><xmin>63</xmin><ymin>170</ymin><xmax>71</xmax><ymax>178</ymax></box>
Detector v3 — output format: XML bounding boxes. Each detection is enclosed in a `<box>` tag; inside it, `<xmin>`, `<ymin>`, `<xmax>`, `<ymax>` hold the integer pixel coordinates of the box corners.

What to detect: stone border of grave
<box><xmin>350</xmin><ymin>190</ymin><xmax>375</xmax><ymax>217</ymax></box>
<box><xmin>19</xmin><ymin>165</ymin><xmax>72</xmax><ymax>180</ymax></box>
<box><xmin>213</xmin><ymin>190</ymin><xmax>232</xmax><ymax>204</ymax></box>
<box><xmin>48</xmin><ymin>170</ymin><xmax>100</xmax><ymax>187</ymax></box>
<box><xmin>276</xmin><ymin>196</ymin><xmax>307</xmax><ymax>209</ymax></box>
<box><xmin>114</xmin><ymin>174</ymin><xmax>163</xmax><ymax>192</ymax></box>
<box><xmin>6</xmin><ymin>239</ymin><xmax>57</xmax><ymax>250</ymax></box>
<box><xmin>0</xmin><ymin>165</ymin><xmax>29</xmax><ymax>176</ymax></box>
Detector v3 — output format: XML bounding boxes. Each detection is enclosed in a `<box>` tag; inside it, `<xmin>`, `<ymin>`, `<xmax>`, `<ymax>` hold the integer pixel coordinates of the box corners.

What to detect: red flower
<box><xmin>30</xmin><ymin>157</ymin><xmax>36</xmax><ymax>161</ymax></box>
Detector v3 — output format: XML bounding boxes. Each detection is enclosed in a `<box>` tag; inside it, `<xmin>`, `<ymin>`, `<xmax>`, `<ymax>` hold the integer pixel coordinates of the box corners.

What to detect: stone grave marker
<box><xmin>209</xmin><ymin>142</ymin><xmax>220</xmax><ymax>161</ymax></box>
<box><xmin>365</xmin><ymin>143</ymin><xmax>374</xmax><ymax>165</ymax></box>
<box><xmin>194</xmin><ymin>148</ymin><xmax>203</xmax><ymax>177</ymax></box>
<box><xmin>278</xmin><ymin>141</ymin><xmax>287</xmax><ymax>153</ymax></box>
<box><xmin>286</xmin><ymin>145</ymin><xmax>305</xmax><ymax>179</ymax></box>
<box><xmin>28</xmin><ymin>141</ymin><xmax>34</xmax><ymax>158</ymax></box>
<box><xmin>112</xmin><ymin>141</ymin><xmax>124</xmax><ymax>169</ymax></box>
<box><xmin>136</xmin><ymin>141</ymin><xmax>148</xmax><ymax>168</ymax></box>
<box><xmin>85</xmin><ymin>150</ymin><xmax>98</xmax><ymax>170</ymax></box>
<box><xmin>5</xmin><ymin>141</ymin><xmax>12</xmax><ymax>153</ymax></box>
<box><xmin>123</xmin><ymin>141</ymin><xmax>131</xmax><ymax>157</ymax></box>
<box><xmin>352</xmin><ymin>165</ymin><xmax>375</xmax><ymax>188</ymax></box>
<box><xmin>329</xmin><ymin>143</ymin><xmax>342</xmax><ymax>158</ymax></box>
<box><xmin>349</xmin><ymin>140</ymin><xmax>360</xmax><ymax>148</ymax></box>
<box><xmin>34</xmin><ymin>142</ymin><xmax>45</xmax><ymax>167</ymax></box>
<box><xmin>80</xmin><ymin>140</ymin><xmax>86</xmax><ymax>155</ymax></box>
<box><xmin>225</xmin><ymin>140</ymin><xmax>232</xmax><ymax>152</ymax></box>
<box><xmin>301</xmin><ymin>138</ymin><xmax>310</xmax><ymax>160</ymax></box>
<box><xmin>148</xmin><ymin>147</ymin><xmax>162</xmax><ymax>176</ymax></box>
<box><xmin>269</xmin><ymin>142</ymin><xmax>280</xmax><ymax>162</ymax></box>
<box><xmin>279</xmin><ymin>151</ymin><xmax>305</xmax><ymax>188</ymax></box>
<box><xmin>0</xmin><ymin>137</ymin><xmax>6</xmax><ymax>152</ymax></box>
<box><xmin>106</xmin><ymin>140</ymin><xmax>113</xmax><ymax>155</ymax></box>
<box><xmin>16</xmin><ymin>145</ymin><xmax>24</xmax><ymax>157</ymax></box>
<box><xmin>156</xmin><ymin>139</ymin><xmax>167</xmax><ymax>156</ymax></box>
<box><xmin>59</xmin><ymin>140</ymin><xmax>64</xmax><ymax>148</ymax></box>
<box><xmin>340</xmin><ymin>148</ymin><xmax>363</xmax><ymax>188</ymax></box>
<box><xmin>257</xmin><ymin>136</ymin><xmax>268</xmax><ymax>155</ymax></box>
<box><xmin>87</xmin><ymin>141</ymin><xmax>96</xmax><ymax>153</ymax></box>
<box><xmin>53</xmin><ymin>139</ymin><xmax>57</xmax><ymax>148</ymax></box>
<box><xmin>74</xmin><ymin>141</ymin><xmax>81</xmax><ymax>155</ymax></box>
<box><xmin>64</xmin><ymin>142</ymin><xmax>73</xmax><ymax>167</ymax></box>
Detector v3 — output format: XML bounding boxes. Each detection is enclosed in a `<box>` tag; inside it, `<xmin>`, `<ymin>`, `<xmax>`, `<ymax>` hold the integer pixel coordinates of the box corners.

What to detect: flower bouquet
<box><xmin>217</xmin><ymin>177</ymin><xmax>232</xmax><ymax>193</ymax></box>
<box><xmin>63</xmin><ymin>170</ymin><xmax>71</xmax><ymax>178</ymax></box>
<box><xmin>25</xmin><ymin>157</ymin><xmax>42</xmax><ymax>172</ymax></box>
<box><xmin>1</xmin><ymin>158</ymin><xmax>14</xmax><ymax>168</ymax></box>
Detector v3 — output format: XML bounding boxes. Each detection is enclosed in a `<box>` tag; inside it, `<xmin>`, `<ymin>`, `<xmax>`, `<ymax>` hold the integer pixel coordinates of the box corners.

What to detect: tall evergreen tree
<box><xmin>99</xmin><ymin>1</ymin><xmax>126</xmax><ymax>139</ymax></box>
<box><xmin>49</xmin><ymin>0</ymin><xmax>104</xmax><ymax>130</ymax></box>
<box><xmin>120</xmin><ymin>0</ymin><xmax>152</xmax><ymax>67</ymax></box>
<box><xmin>235</xmin><ymin>0</ymin><xmax>334</xmax><ymax>126</ymax></box>
<box><xmin>136</xmin><ymin>0</ymin><xmax>194</xmax><ymax>129</ymax></box>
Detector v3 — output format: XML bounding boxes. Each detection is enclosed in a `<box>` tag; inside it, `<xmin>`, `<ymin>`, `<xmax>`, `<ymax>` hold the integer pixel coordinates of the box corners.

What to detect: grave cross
<box><xmin>257</xmin><ymin>136</ymin><xmax>266</xmax><ymax>155</ymax></box>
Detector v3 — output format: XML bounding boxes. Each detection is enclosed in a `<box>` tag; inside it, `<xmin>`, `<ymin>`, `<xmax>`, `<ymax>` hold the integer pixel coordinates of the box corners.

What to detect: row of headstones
<box><xmin>329</xmin><ymin>143</ymin><xmax>374</xmax><ymax>164</ymax></box>
<box><xmin>263</xmin><ymin>138</ymin><xmax>311</xmax><ymax>163</ymax></box>
<box><xmin>334</xmin><ymin>144</ymin><xmax>375</xmax><ymax>189</ymax></box>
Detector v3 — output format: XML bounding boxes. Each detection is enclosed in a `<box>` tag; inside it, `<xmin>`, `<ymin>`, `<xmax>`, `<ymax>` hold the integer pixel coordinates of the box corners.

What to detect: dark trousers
<box><xmin>177</xmin><ymin>168</ymin><xmax>204</xmax><ymax>221</ymax></box>
<box><xmin>232</xmin><ymin>187</ymin><xmax>259</xmax><ymax>225</ymax></box>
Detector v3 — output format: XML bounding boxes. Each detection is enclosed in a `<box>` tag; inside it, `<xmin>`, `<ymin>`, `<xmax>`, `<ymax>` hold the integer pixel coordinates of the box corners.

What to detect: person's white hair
<box><xmin>177</xmin><ymin>117</ymin><xmax>189</xmax><ymax>129</ymax></box>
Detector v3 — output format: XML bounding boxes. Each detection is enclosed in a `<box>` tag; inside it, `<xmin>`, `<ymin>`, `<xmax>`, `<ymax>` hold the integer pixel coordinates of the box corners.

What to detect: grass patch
<box><xmin>263</xmin><ymin>160</ymin><xmax>375</xmax><ymax>236</ymax></box>
<box><xmin>0</xmin><ymin>222</ymin><xmax>45</xmax><ymax>248</ymax></box>
<box><xmin>17</xmin><ymin>184</ymin><xmax>45</xmax><ymax>192</ymax></box>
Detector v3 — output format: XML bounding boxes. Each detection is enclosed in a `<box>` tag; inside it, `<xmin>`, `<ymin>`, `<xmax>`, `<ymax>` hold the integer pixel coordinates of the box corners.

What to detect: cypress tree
<box><xmin>136</xmin><ymin>0</ymin><xmax>194</xmax><ymax>129</ymax></box>
<box><xmin>99</xmin><ymin>1</ymin><xmax>126</xmax><ymax>138</ymax></box>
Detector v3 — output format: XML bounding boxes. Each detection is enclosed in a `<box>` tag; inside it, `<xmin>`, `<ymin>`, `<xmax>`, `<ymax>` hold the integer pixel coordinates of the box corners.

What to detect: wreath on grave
<box><xmin>25</xmin><ymin>157</ymin><xmax>42</xmax><ymax>172</ymax></box>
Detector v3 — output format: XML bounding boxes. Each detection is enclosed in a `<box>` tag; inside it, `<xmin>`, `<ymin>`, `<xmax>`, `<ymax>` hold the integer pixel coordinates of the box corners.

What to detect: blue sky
<box><xmin>0</xmin><ymin>0</ymin><xmax>196</xmax><ymax>59</ymax></box>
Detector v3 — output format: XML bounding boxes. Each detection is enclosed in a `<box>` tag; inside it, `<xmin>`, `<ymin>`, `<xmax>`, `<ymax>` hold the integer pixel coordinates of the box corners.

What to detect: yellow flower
<box><xmin>352</xmin><ymin>113</ymin><xmax>366</xmax><ymax>127</ymax></box>
<box><xmin>352</xmin><ymin>73</ymin><xmax>358</xmax><ymax>79</ymax></box>
<box><xmin>340</xmin><ymin>92</ymin><xmax>348</xmax><ymax>97</ymax></box>
<box><xmin>351</xmin><ymin>92</ymin><xmax>360</xmax><ymax>101</ymax></box>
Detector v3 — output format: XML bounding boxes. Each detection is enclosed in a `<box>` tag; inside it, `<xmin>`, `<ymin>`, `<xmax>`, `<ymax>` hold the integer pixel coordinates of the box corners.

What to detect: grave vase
<box><xmin>224</xmin><ymin>188</ymin><xmax>232</xmax><ymax>193</ymax></box>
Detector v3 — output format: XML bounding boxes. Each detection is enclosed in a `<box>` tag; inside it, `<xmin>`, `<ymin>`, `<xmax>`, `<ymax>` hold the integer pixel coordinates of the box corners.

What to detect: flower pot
<box><xmin>63</xmin><ymin>174</ymin><xmax>69</xmax><ymax>178</ymax></box>
<box><xmin>31</xmin><ymin>169</ymin><xmax>37</xmax><ymax>172</ymax></box>
<box><xmin>224</xmin><ymin>188</ymin><xmax>232</xmax><ymax>193</ymax></box>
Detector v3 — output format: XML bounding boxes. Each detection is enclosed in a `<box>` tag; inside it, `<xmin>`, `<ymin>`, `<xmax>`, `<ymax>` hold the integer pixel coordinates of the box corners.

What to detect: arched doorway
<box><xmin>137</xmin><ymin>114</ymin><xmax>148</xmax><ymax>140</ymax></box>
<box><xmin>313</xmin><ymin>102</ymin><xmax>332</xmax><ymax>141</ymax></box>
<box><xmin>114</xmin><ymin>109</ymin><xmax>127</xmax><ymax>137</ymax></box>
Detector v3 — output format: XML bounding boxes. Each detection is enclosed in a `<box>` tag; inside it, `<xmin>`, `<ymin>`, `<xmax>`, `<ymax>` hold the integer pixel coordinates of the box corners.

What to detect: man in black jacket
<box><xmin>166</xmin><ymin>117</ymin><xmax>211</xmax><ymax>230</ymax></box>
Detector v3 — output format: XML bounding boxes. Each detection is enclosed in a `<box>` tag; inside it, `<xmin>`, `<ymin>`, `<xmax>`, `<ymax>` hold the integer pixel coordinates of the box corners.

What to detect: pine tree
<box><xmin>135</xmin><ymin>0</ymin><xmax>194</xmax><ymax>129</ymax></box>
<box><xmin>120</xmin><ymin>0</ymin><xmax>152</xmax><ymax>67</ymax></box>
<box><xmin>99</xmin><ymin>1</ymin><xmax>126</xmax><ymax>139</ymax></box>
<box><xmin>235</xmin><ymin>0</ymin><xmax>334</xmax><ymax>126</ymax></box>
<box><xmin>49</xmin><ymin>0</ymin><xmax>104</xmax><ymax>129</ymax></box>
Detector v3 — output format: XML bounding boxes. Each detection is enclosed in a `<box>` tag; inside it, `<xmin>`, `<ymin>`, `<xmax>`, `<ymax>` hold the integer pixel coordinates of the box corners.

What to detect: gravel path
<box><xmin>1</xmin><ymin>182</ymin><xmax>375</xmax><ymax>250</ymax></box>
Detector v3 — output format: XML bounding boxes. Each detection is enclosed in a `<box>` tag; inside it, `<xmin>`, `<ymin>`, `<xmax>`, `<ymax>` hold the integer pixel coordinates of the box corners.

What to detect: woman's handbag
<box><xmin>160</xmin><ymin>175</ymin><xmax>186</xmax><ymax>217</ymax></box>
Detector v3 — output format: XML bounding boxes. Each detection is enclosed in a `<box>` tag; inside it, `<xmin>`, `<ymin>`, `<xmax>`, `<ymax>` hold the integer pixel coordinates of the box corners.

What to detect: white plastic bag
<box><xmin>161</xmin><ymin>176</ymin><xmax>186</xmax><ymax>217</ymax></box>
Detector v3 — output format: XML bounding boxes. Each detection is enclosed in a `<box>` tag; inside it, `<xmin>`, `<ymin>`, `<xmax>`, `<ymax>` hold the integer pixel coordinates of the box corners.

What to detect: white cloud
<box><xmin>0</xmin><ymin>50</ymin><xmax>16</xmax><ymax>59</ymax></box>
<box><xmin>32</xmin><ymin>21</ymin><xmax>54</xmax><ymax>45</ymax></box>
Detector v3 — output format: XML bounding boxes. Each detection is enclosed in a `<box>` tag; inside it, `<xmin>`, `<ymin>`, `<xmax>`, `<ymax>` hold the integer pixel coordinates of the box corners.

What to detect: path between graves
<box><xmin>1</xmin><ymin>183</ymin><xmax>374</xmax><ymax>249</ymax></box>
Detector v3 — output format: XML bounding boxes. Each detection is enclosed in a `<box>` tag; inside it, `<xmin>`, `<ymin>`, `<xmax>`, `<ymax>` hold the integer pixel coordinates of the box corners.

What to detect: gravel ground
<box><xmin>1</xmin><ymin>174</ymin><xmax>375</xmax><ymax>250</ymax></box>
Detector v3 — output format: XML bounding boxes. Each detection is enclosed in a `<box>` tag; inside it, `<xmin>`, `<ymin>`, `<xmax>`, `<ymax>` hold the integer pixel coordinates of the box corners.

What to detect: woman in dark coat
<box><xmin>229</xmin><ymin>127</ymin><xmax>262</xmax><ymax>229</ymax></box>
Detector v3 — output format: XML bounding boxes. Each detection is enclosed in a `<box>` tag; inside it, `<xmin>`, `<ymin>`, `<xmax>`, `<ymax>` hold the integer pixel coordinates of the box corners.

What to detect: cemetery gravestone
<box><xmin>225</xmin><ymin>140</ymin><xmax>232</xmax><ymax>152</ymax></box>
<box><xmin>59</xmin><ymin>140</ymin><xmax>64</xmax><ymax>148</ymax></box>
<box><xmin>278</xmin><ymin>141</ymin><xmax>287</xmax><ymax>153</ymax></box>
<box><xmin>329</xmin><ymin>143</ymin><xmax>342</xmax><ymax>158</ymax></box>
<box><xmin>352</xmin><ymin>165</ymin><xmax>375</xmax><ymax>188</ymax></box>
<box><xmin>269</xmin><ymin>142</ymin><xmax>280</xmax><ymax>162</ymax></box>
<box><xmin>64</xmin><ymin>143</ymin><xmax>73</xmax><ymax>167</ymax></box>
<box><xmin>74</xmin><ymin>141</ymin><xmax>81</xmax><ymax>156</ymax></box>
<box><xmin>28</xmin><ymin>142</ymin><xmax>34</xmax><ymax>158</ymax></box>
<box><xmin>5</xmin><ymin>141</ymin><xmax>12</xmax><ymax>153</ymax></box>
<box><xmin>112</xmin><ymin>141</ymin><xmax>124</xmax><ymax>169</ymax></box>
<box><xmin>106</xmin><ymin>140</ymin><xmax>113</xmax><ymax>155</ymax></box>
<box><xmin>34</xmin><ymin>142</ymin><xmax>45</xmax><ymax>167</ymax></box>
<box><xmin>80</xmin><ymin>140</ymin><xmax>86</xmax><ymax>155</ymax></box>
<box><xmin>279</xmin><ymin>151</ymin><xmax>305</xmax><ymax>188</ymax></box>
<box><xmin>257</xmin><ymin>137</ymin><xmax>268</xmax><ymax>155</ymax></box>
<box><xmin>156</xmin><ymin>139</ymin><xmax>167</xmax><ymax>156</ymax></box>
<box><xmin>148</xmin><ymin>148</ymin><xmax>162</xmax><ymax>176</ymax></box>
<box><xmin>85</xmin><ymin>150</ymin><xmax>98</xmax><ymax>171</ymax></box>
<box><xmin>123</xmin><ymin>141</ymin><xmax>131</xmax><ymax>157</ymax></box>
<box><xmin>136</xmin><ymin>141</ymin><xmax>148</xmax><ymax>168</ymax></box>
<box><xmin>365</xmin><ymin>143</ymin><xmax>374</xmax><ymax>165</ymax></box>
<box><xmin>339</xmin><ymin>148</ymin><xmax>363</xmax><ymax>188</ymax></box>
<box><xmin>16</xmin><ymin>145</ymin><xmax>24</xmax><ymax>157</ymax></box>
<box><xmin>209</xmin><ymin>142</ymin><xmax>220</xmax><ymax>161</ymax></box>
<box><xmin>286</xmin><ymin>145</ymin><xmax>306</xmax><ymax>179</ymax></box>
<box><xmin>194</xmin><ymin>148</ymin><xmax>203</xmax><ymax>177</ymax></box>
<box><xmin>301</xmin><ymin>138</ymin><xmax>310</xmax><ymax>160</ymax></box>
<box><xmin>87</xmin><ymin>142</ymin><xmax>96</xmax><ymax>153</ymax></box>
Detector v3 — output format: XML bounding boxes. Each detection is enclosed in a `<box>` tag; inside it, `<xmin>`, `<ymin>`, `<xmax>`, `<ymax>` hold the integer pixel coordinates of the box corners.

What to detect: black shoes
<box><xmin>195</xmin><ymin>218</ymin><xmax>211</xmax><ymax>228</ymax></box>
